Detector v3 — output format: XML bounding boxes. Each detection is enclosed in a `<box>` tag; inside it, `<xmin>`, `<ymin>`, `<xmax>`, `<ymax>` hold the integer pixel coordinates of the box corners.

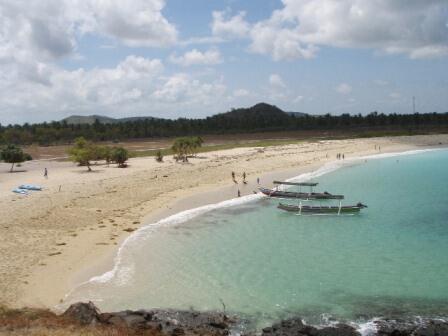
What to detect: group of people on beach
<box><xmin>231</xmin><ymin>171</ymin><xmax>247</xmax><ymax>184</ymax></box>
<box><xmin>232</xmin><ymin>171</ymin><xmax>261</xmax><ymax>197</ymax></box>
<box><xmin>336</xmin><ymin>153</ymin><xmax>345</xmax><ymax>160</ymax></box>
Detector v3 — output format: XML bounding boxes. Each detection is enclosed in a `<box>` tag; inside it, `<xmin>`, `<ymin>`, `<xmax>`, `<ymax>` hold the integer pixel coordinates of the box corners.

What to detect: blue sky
<box><xmin>1</xmin><ymin>0</ymin><xmax>448</xmax><ymax>124</ymax></box>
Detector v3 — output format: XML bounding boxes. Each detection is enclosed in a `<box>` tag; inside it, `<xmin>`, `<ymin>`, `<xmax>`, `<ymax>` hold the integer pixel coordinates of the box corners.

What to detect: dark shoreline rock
<box><xmin>63</xmin><ymin>302</ymin><xmax>448</xmax><ymax>336</ymax></box>
<box><xmin>64</xmin><ymin>302</ymin><xmax>236</xmax><ymax>336</ymax></box>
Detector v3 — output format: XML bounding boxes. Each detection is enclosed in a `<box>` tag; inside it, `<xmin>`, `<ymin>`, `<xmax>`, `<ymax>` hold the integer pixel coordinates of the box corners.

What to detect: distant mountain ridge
<box><xmin>62</xmin><ymin>103</ymin><xmax>306</xmax><ymax>125</ymax></box>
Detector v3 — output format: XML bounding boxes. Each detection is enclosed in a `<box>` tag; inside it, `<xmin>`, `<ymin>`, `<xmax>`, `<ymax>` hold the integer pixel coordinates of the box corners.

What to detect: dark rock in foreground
<box><xmin>260</xmin><ymin>318</ymin><xmax>359</xmax><ymax>336</ymax></box>
<box><xmin>64</xmin><ymin>302</ymin><xmax>235</xmax><ymax>336</ymax></box>
<box><xmin>374</xmin><ymin>318</ymin><xmax>448</xmax><ymax>336</ymax></box>
<box><xmin>63</xmin><ymin>303</ymin><xmax>448</xmax><ymax>336</ymax></box>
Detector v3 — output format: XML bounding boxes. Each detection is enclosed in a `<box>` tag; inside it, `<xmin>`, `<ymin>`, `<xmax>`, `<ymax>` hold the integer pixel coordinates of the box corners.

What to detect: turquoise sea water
<box><xmin>65</xmin><ymin>149</ymin><xmax>448</xmax><ymax>326</ymax></box>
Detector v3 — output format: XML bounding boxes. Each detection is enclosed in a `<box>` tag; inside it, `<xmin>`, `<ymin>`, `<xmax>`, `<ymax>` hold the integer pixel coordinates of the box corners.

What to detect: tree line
<box><xmin>1</xmin><ymin>109</ymin><xmax>448</xmax><ymax>146</ymax></box>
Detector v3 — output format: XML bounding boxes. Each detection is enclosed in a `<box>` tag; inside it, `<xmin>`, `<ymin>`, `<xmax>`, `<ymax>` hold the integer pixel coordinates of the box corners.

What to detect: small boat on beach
<box><xmin>12</xmin><ymin>188</ymin><xmax>29</xmax><ymax>195</ymax></box>
<box><xmin>259</xmin><ymin>181</ymin><xmax>344</xmax><ymax>200</ymax></box>
<box><xmin>278</xmin><ymin>201</ymin><xmax>367</xmax><ymax>215</ymax></box>
<box><xmin>18</xmin><ymin>184</ymin><xmax>42</xmax><ymax>191</ymax></box>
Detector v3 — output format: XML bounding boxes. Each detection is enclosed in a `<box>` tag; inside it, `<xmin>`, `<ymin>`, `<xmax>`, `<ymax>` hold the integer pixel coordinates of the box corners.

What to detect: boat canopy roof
<box><xmin>273</xmin><ymin>181</ymin><xmax>318</xmax><ymax>187</ymax></box>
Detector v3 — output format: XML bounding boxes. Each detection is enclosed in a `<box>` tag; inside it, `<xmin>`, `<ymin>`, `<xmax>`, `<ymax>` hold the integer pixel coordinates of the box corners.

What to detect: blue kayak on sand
<box><xmin>12</xmin><ymin>188</ymin><xmax>29</xmax><ymax>195</ymax></box>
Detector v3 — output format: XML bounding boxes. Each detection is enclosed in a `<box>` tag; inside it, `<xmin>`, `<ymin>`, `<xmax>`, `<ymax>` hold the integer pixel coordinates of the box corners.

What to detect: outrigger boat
<box><xmin>278</xmin><ymin>200</ymin><xmax>367</xmax><ymax>215</ymax></box>
<box><xmin>259</xmin><ymin>181</ymin><xmax>344</xmax><ymax>200</ymax></box>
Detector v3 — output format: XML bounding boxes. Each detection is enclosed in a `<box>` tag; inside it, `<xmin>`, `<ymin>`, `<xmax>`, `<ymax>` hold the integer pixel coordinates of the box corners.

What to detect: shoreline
<box><xmin>1</xmin><ymin>134</ymin><xmax>447</xmax><ymax>310</ymax></box>
<box><xmin>66</xmin><ymin>145</ymin><xmax>448</xmax><ymax>307</ymax></box>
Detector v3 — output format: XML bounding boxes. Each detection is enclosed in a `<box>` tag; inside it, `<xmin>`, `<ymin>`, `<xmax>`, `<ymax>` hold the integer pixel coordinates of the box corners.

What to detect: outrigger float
<box><xmin>259</xmin><ymin>181</ymin><xmax>344</xmax><ymax>200</ymax></box>
<box><xmin>277</xmin><ymin>200</ymin><xmax>368</xmax><ymax>215</ymax></box>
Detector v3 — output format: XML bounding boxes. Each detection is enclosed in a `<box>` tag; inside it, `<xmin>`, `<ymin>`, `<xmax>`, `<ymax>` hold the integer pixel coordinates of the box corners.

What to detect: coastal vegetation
<box><xmin>1</xmin><ymin>103</ymin><xmax>447</xmax><ymax>146</ymax></box>
<box><xmin>171</xmin><ymin>136</ymin><xmax>204</xmax><ymax>162</ymax></box>
<box><xmin>0</xmin><ymin>144</ymin><xmax>31</xmax><ymax>172</ymax></box>
<box><xmin>111</xmin><ymin>147</ymin><xmax>129</xmax><ymax>168</ymax></box>
<box><xmin>68</xmin><ymin>137</ymin><xmax>129</xmax><ymax>170</ymax></box>
<box><xmin>155</xmin><ymin>150</ymin><xmax>164</xmax><ymax>162</ymax></box>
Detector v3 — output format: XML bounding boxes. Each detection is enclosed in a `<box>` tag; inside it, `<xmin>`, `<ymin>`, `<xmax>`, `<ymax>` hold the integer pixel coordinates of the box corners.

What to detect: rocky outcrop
<box><xmin>374</xmin><ymin>318</ymin><xmax>448</xmax><ymax>336</ymax></box>
<box><xmin>260</xmin><ymin>318</ymin><xmax>360</xmax><ymax>336</ymax></box>
<box><xmin>64</xmin><ymin>302</ymin><xmax>235</xmax><ymax>336</ymax></box>
<box><xmin>62</xmin><ymin>303</ymin><xmax>448</xmax><ymax>336</ymax></box>
<box><xmin>258</xmin><ymin>317</ymin><xmax>448</xmax><ymax>336</ymax></box>
<box><xmin>62</xmin><ymin>301</ymin><xmax>100</xmax><ymax>325</ymax></box>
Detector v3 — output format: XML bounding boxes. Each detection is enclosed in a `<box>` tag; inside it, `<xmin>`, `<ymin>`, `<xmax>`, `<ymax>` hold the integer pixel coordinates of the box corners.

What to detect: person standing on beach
<box><xmin>231</xmin><ymin>171</ymin><xmax>236</xmax><ymax>183</ymax></box>
<box><xmin>237</xmin><ymin>189</ymin><xmax>241</xmax><ymax>197</ymax></box>
<box><xmin>257</xmin><ymin>177</ymin><xmax>260</xmax><ymax>184</ymax></box>
<box><xmin>44</xmin><ymin>168</ymin><xmax>48</xmax><ymax>179</ymax></box>
<box><xmin>242</xmin><ymin>172</ymin><xmax>247</xmax><ymax>184</ymax></box>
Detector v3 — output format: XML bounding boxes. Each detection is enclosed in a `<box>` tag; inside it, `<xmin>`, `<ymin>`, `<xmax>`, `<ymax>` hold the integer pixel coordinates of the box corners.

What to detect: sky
<box><xmin>1</xmin><ymin>0</ymin><xmax>448</xmax><ymax>125</ymax></box>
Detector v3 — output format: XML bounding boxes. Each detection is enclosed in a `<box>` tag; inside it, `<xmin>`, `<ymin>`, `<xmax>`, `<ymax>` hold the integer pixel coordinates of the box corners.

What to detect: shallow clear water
<box><xmin>65</xmin><ymin>149</ymin><xmax>448</xmax><ymax>326</ymax></box>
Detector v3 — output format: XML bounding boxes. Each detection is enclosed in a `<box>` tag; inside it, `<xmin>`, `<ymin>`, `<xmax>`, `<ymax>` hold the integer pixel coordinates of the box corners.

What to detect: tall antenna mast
<box><xmin>412</xmin><ymin>96</ymin><xmax>416</xmax><ymax>113</ymax></box>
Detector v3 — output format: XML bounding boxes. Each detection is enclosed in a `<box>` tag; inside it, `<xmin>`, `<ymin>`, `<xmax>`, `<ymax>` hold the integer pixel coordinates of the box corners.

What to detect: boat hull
<box><xmin>259</xmin><ymin>187</ymin><xmax>343</xmax><ymax>200</ymax></box>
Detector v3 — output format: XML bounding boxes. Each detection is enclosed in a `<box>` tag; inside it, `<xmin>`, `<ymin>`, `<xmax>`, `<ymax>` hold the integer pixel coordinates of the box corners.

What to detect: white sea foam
<box><xmin>356</xmin><ymin>319</ymin><xmax>378</xmax><ymax>336</ymax></box>
<box><xmin>286</xmin><ymin>147</ymin><xmax>444</xmax><ymax>185</ymax></box>
<box><xmin>86</xmin><ymin>193</ymin><xmax>263</xmax><ymax>286</ymax></box>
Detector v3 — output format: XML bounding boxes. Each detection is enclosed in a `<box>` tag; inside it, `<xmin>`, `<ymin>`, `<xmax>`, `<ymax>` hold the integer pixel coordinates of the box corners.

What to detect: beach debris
<box><xmin>48</xmin><ymin>252</ymin><xmax>62</xmax><ymax>256</ymax></box>
<box><xmin>123</xmin><ymin>228</ymin><xmax>136</xmax><ymax>233</ymax></box>
<box><xmin>56</xmin><ymin>242</ymin><xmax>66</xmax><ymax>246</ymax></box>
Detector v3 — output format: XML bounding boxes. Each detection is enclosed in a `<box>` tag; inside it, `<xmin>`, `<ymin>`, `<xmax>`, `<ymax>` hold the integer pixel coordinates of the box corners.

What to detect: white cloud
<box><xmin>211</xmin><ymin>10</ymin><xmax>250</xmax><ymax>39</ymax></box>
<box><xmin>152</xmin><ymin>73</ymin><xmax>226</xmax><ymax>104</ymax></box>
<box><xmin>249</xmin><ymin>12</ymin><xmax>318</xmax><ymax>61</ymax></box>
<box><xmin>269</xmin><ymin>74</ymin><xmax>286</xmax><ymax>88</ymax></box>
<box><xmin>0</xmin><ymin>54</ymin><xmax>231</xmax><ymax>123</ymax></box>
<box><xmin>233</xmin><ymin>89</ymin><xmax>250</xmax><ymax>97</ymax></box>
<box><xmin>293</xmin><ymin>95</ymin><xmax>304</xmax><ymax>103</ymax></box>
<box><xmin>248</xmin><ymin>0</ymin><xmax>448</xmax><ymax>60</ymax></box>
<box><xmin>336</xmin><ymin>83</ymin><xmax>352</xmax><ymax>95</ymax></box>
<box><xmin>78</xmin><ymin>0</ymin><xmax>178</xmax><ymax>48</ymax></box>
<box><xmin>389</xmin><ymin>92</ymin><xmax>401</xmax><ymax>99</ymax></box>
<box><xmin>170</xmin><ymin>49</ymin><xmax>222</xmax><ymax>66</ymax></box>
<box><xmin>0</xmin><ymin>0</ymin><xmax>177</xmax><ymax>67</ymax></box>
<box><xmin>374</xmin><ymin>79</ymin><xmax>389</xmax><ymax>86</ymax></box>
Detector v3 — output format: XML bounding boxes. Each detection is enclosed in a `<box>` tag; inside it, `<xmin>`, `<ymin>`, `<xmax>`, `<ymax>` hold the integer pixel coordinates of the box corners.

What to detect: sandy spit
<box><xmin>0</xmin><ymin>134</ymin><xmax>446</xmax><ymax>309</ymax></box>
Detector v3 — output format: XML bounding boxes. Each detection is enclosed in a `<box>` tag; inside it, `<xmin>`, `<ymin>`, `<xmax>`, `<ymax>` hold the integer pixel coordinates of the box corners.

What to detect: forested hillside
<box><xmin>1</xmin><ymin>103</ymin><xmax>447</xmax><ymax>145</ymax></box>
